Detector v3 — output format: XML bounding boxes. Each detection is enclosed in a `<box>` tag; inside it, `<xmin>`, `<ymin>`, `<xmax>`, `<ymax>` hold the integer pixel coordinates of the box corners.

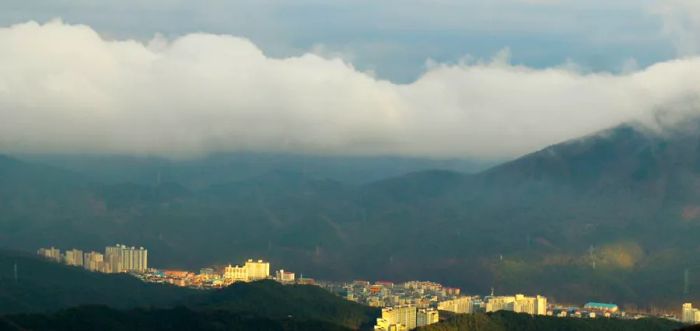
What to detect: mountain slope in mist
<box><xmin>4</xmin><ymin>123</ymin><xmax>700</xmax><ymax>307</ymax></box>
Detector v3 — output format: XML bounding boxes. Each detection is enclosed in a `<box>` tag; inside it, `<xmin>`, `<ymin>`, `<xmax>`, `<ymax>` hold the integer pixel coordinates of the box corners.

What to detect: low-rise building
<box><xmin>275</xmin><ymin>269</ymin><xmax>295</xmax><ymax>282</ymax></box>
<box><xmin>584</xmin><ymin>302</ymin><xmax>619</xmax><ymax>314</ymax></box>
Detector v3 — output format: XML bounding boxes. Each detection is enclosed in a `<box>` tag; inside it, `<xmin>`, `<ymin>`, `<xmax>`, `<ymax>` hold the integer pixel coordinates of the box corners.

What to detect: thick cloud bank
<box><xmin>2</xmin><ymin>20</ymin><xmax>700</xmax><ymax>159</ymax></box>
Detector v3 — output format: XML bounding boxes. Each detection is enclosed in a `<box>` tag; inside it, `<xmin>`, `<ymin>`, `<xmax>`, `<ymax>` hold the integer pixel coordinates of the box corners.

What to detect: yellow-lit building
<box><xmin>374</xmin><ymin>318</ymin><xmax>407</xmax><ymax>331</ymax></box>
<box><xmin>682</xmin><ymin>303</ymin><xmax>700</xmax><ymax>324</ymax></box>
<box><xmin>379</xmin><ymin>305</ymin><xmax>417</xmax><ymax>330</ymax></box>
<box><xmin>37</xmin><ymin>247</ymin><xmax>61</xmax><ymax>262</ymax></box>
<box><xmin>245</xmin><ymin>259</ymin><xmax>270</xmax><ymax>280</ymax></box>
<box><xmin>224</xmin><ymin>264</ymin><xmax>248</xmax><ymax>282</ymax></box>
<box><xmin>83</xmin><ymin>251</ymin><xmax>105</xmax><ymax>272</ymax></box>
<box><xmin>417</xmin><ymin>308</ymin><xmax>439</xmax><ymax>327</ymax></box>
<box><xmin>64</xmin><ymin>249</ymin><xmax>84</xmax><ymax>267</ymax></box>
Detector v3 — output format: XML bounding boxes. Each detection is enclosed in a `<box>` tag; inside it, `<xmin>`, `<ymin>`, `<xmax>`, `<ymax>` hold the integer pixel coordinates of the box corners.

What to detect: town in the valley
<box><xmin>37</xmin><ymin>245</ymin><xmax>700</xmax><ymax>330</ymax></box>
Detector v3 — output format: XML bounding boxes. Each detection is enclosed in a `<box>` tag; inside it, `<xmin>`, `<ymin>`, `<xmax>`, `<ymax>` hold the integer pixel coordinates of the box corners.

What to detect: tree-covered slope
<box><xmin>0</xmin><ymin>251</ymin><xmax>377</xmax><ymax>329</ymax></box>
<box><xmin>0</xmin><ymin>305</ymin><xmax>353</xmax><ymax>331</ymax></box>
<box><xmin>417</xmin><ymin>311</ymin><xmax>683</xmax><ymax>331</ymax></box>
<box><xmin>6</xmin><ymin>123</ymin><xmax>700</xmax><ymax>307</ymax></box>
<box><xmin>189</xmin><ymin>280</ymin><xmax>378</xmax><ymax>330</ymax></box>
<box><xmin>0</xmin><ymin>250</ymin><xmax>194</xmax><ymax>314</ymax></box>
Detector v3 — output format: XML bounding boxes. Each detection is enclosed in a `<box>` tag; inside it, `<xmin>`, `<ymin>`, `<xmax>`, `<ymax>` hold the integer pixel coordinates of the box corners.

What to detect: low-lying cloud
<box><xmin>2</xmin><ymin>20</ymin><xmax>700</xmax><ymax>159</ymax></box>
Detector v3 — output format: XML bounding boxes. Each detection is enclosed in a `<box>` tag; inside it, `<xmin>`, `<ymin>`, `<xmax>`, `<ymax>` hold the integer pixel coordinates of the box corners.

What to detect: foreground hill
<box><xmin>0</xmin><ymin>251</ymin><xmax>377</xmax><ymax>329</ymax></box>
<box><xmin>0</xmin><ymin>305</ymin><xmax>353</xmax><ymax>331</ymax></box>
<box><xmin>7</xmin><ymin>122</ymin><xmax>700</xmax><ymax>307</ymax></box>
<box><xmin>189</xmin><ymin>280</ymin><xmax>378</xmax><ymax>329</ymax></box>
<box><xmin>1</xmin><ymin>307</ymin><xmax>684</xmax><ymax>331</ymax></box>
<box><xmin>0</xmin><ymin>250</ymin><xmax>194</xmax><ymax>314</ymax></box>
<box><xmin>417</xmin><ymin>311</ymin><xmax>683</xmax><ymax>331</ymax></box>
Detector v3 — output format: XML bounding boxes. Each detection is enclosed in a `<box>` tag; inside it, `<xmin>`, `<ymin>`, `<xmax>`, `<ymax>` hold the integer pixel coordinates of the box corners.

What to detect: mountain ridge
<box><xmin>3</xmin><ymin>123</ymin><xmax>700</xmax><ymax>307</ymax></box>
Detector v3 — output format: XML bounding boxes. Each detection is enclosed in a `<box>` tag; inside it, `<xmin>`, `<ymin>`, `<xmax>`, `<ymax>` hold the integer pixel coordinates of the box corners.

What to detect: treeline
<box><xmin>416</xmin><ymin>311</ymin><xmax>684</xmax><ymax>331</ymax></box>
<box><xmin>0</xmin><ymin>305</ymin><xmax>352</xmax><ymax>331</ymax></box>
<box><xmin>0</xmin><ymin>250</ymin><xmax>378</xmax><ymax>330</ymax></box>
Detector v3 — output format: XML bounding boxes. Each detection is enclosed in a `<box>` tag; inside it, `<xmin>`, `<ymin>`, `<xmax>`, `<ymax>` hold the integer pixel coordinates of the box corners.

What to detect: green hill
<box><xmin>0</xmin><ymin>250</ymin><xmax>194</xmax><ymax>314</ymax></box>
<box><xmin>417</xmin><ymin>311</ymin><xmax>683</xmax><ymax>331</ymax></box>
<box><xmin>0</xmin><ymin>305</ymin><xmax>353</xmax><ymax>331</ymax></box>
<box><xmin>189</xmin><ymin>280</ymin><xmax>379</xmax><ymax>329</ymax></box>
<box><xmin>0</xmin><ymin>251</ymin><xmax>377</xmax><ymax>329</ymax></box>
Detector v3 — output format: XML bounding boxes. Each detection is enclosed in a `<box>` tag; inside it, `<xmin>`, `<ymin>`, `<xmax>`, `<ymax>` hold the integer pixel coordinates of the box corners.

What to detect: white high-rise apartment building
<box><xmin>37</xmin><ymin>247</ymin><xmax>61</xmax><ymax>262</ymax></box>
<box><xmin>416</xmin><ymin>308</ymin><xmax>439</xmax><ymax>327</ymax></box>
<box><xmin>83</xmin><ymin>251</ymin><xmax>105</xmax><ymax>272</ymax></box>
<box><xmin>438</xmin><ymin>296</ymin><xmax>473</xmax><ymax>314</ymax></box>
<box><xmin>682</xmin><ymin>303</ymin><xmax>700</xmax><ymax>324</ymax></box>
<box><xmin>105</xmin><ymin>244</ymin><xmax>148</xmax><ymax>273</ymax></box>
<box><xmin>64</xmin><ymin>249</ymin><xmax>84</xmax><ymax>267</ymax></box>
<box><xmin>485</xmin><ymin>294</ymin><xmax>547</xmax><ymax>316</ymax></box>
<box><xmin>379</xmin><ymin>305</ymin><xmax>417</xmax><ymax>330</ymax></box>
<box><xmin>245</xmin><ymin>259</ymin><xmax>270</xmax><ymax>280</ymax></box>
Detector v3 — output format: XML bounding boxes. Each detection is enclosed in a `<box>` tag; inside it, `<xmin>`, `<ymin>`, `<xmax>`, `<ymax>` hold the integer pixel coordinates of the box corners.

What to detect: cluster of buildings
<box><xmin>37</xmin><ymin>245</ymin><xmax>652</xmax><ymax>326</ymax></box>
<box><xmin>134</xmin><ymin>259</ymin><xmax>302</xmax><ymax>288</ymax></box>
<box><xmin>321</xmin><ymin>280</ymin><xmax>548</xmax><ymax>315</ymax></box>
<box><xmin>319</xmin><ymin>280</ymin><xmax>551</xmax><ymax>330</ymax></box>
<box><xmin>37</xmin><ymin>245</ymin><xmax>148</xmax><ymax>273</ymax></box>
<box><xmin>319</xmin><ymin>279</ymin><xmax>638</xmax><ymax>330</ymax></box>
<box><xmin>37</xmin><ymin>245</ymin><xmax>304</xmax><ymax>289</ymax></box>
<box><xmin>548</xmin><ymin>302</ymin><xmax>621</xmax><ymax>319</ymax></box>
<box><xmin>321</xmin><ymin>280</ymin><xmax>463</xmax><ymax>309</ymax></box>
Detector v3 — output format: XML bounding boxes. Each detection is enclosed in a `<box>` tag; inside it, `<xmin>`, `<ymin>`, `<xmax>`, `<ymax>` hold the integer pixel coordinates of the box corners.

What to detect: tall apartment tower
<box><xmin>417</xmin><ymin>308</ymin><xmax>439</xmax><ymax>327</ymax></box>
<box><xmin>37</xmin><ymin>247</ymin><xmax>61</xmax><ymax>262</ymax></box>
<box><xmin>105</xmin><ymin>245</ymin><xmax>124</xmax><ymax>273</ymax></box>
<box><xmin>105</xmin><ymin>244</ymin><xmax>148</xmax><ymax>273</ymax></box>
<box><xmin>380</xmin><ymin>305</ymin><xmax>417</xmax><ymax>330</ymax></box>
<box><xmin>245</xmin><ymin>259</ymin><xmax>270</xmax><ymax>280</ymax></box>
<box><xmin>683</xmin><ymin>303</ymin><xmax>696</xmax><ymax>324</ymax></box>
<box><xmin>64</xmin><ymin>249</ymin><xmax>84</xmax><ymax>267</ymax></box>
<box><xmin>83</xmin><ymin>251</ymin><xmax>105</xmax><ymax>272</ymax></box>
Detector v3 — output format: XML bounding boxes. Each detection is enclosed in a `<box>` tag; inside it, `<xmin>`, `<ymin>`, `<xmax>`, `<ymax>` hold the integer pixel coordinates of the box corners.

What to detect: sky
<box><xmin>1</xmin><ymin>0</ymin><xmax>700</xmax><ymax>159</ymax></box>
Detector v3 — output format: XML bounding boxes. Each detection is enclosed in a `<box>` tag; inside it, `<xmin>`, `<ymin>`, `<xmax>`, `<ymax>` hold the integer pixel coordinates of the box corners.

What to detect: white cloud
<box><xmin>1</xmin><ymin>20</ymin><xmax>700</xmax><ymax>159</ymax></box>
<box><xmin>653</xmin><ymin>0</ymin><xmax>700</xmax><ymax>55</ymax></box>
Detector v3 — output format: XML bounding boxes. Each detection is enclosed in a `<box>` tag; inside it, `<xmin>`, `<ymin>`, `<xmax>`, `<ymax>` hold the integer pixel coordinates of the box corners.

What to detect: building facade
<box><xmin>83</xmin><ymin>251</ymin><xmax>105</xmax><ymax>272</ymax></box>
<box><xmin>37</xmin><ymin>247</ymin><xmax>61</xmax><ymax>262</ymax></box>
<box><xmin>245</xmin><ymin>259</ymin><xmax>270</xmax><ymax>280</ymax></box>
<box><xmin>105</xmin><ymin>244</ymin><xmax>148</xmax><ymax>273</ymax></box>
<box><xmin>378</xmin><ymin>305</ymin><xmax>417</xmax><ymax>330</ymax></box>
<box><xmin>485</xmin><ymin>294</ymin><xmax>547</xmax><ymax>315</ymax></box>
<box><xmin>224</xmin><ymin>264</ymin><xmax>248</xmax><ymax>281</ymax></box>
<box><xmin>683</xmin><ymin>303</ymin><xmax>700</xmax><ymax>324</ymax></box>
<box><xmin>417</xmin><ymin>308</ymin><xmax>439</xmax><ymax>327</ymax></box>
<box><xmin>438</xmin><ymin>296</ymin><xmax>473</xmax><ymax>314</ymax></box>
<box><xmin>275</xmin><ymin>269</ymin><xmax>295</xmax><ymax>282</ymax></box>
<box><xmin>64</xmin><ymin>249</ymin><xmax>84</xmax><ymax>267</ymax></box>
